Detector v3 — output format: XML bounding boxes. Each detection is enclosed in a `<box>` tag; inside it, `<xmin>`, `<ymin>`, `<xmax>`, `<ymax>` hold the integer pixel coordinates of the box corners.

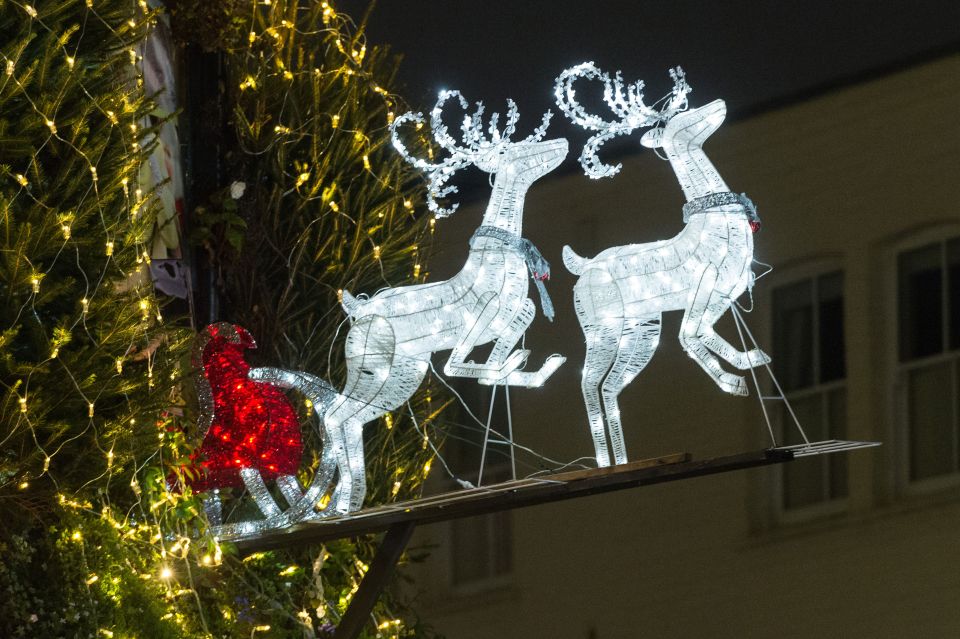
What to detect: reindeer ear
<box><xmin>640</xmin><ymin>128</ymin><xmax>662</xmax><ymax>149</ymax></box>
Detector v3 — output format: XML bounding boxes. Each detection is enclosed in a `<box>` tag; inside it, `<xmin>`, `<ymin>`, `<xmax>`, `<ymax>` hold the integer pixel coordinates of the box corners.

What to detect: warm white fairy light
<box><xmin>557</xmin><ymin>64</ymin><xmax>769</xmax><ymax>467</ymax></box>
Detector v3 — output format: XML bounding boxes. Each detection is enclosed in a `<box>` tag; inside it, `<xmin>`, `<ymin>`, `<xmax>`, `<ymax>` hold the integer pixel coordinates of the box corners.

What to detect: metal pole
<box><xmin>333</xmin><ymin>522</ymin><xmax>416</xmax><ymax>639</ymax></box>
<box><xmin>478</xmin><ymin>384</ymin><xmax>497</xmax><ymax>486</ymax></box>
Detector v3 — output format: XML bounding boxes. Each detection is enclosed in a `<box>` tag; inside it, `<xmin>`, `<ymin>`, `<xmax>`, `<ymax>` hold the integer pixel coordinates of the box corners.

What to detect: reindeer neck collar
<box><xmin>682</xmin><ymin>191</ymin><xmax>760</xmax><ymax>231</ymax></box>
<box><xmin>469</xmin><ymin>225</ymin><xmax>555</xmax><ymax>321</ymax></box>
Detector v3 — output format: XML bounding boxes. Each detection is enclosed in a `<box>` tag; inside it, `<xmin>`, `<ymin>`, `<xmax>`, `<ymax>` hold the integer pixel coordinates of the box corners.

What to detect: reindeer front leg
<box><xmin>686</xmin><ymin>275</ymin><xmax>771</xmax><ymax>371</ymax></box>
<box><xmin>478</xmin><ymin>298</ymin><xmax>565</xmax><ymax>388</ymax></box>
<box><xmin>700</xmin><ymin>320</ymin><xmax>771</xmax><ymax>370</ymax></box>
<box><xmin>679</xmin><ymin>266</ymin><xmax>749</xmax><ymax>395</ymax></box>
<box><xmin>444</xmin><ymin>291</ymin><xmax>528</xmax><ymax>380</ymax></box>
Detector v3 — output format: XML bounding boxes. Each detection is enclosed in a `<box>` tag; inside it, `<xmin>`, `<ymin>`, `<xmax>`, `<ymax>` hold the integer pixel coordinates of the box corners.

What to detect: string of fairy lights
<box><xmin>1</xmin><ymin>0</ymin><xmax>197</xmax><ymax>635</ymax></box>
<box><xmin>223</xmin><ymin>1</ymin><xmax>435</xmax><ymax>634</ymax></box>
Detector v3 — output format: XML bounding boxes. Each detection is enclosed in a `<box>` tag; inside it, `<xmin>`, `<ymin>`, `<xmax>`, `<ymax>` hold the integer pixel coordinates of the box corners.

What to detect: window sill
<box><xmin>748</xmin><ymin>484</ymin><xmax>960</xmax><ymax>547</ymax></box>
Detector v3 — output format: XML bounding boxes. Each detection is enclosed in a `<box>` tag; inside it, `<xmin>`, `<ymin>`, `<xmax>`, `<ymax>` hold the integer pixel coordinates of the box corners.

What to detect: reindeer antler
<box><xmin>392</xmin><ymin>91</ymin><xmax>553</xmax><ymax>216</ymax></box>
<box><xmin>391</xmin><ymin>91</ymin><xmax>473</xmax><ymax>216</ymax></box>
<box><xmin>554</xmin><ymin>62</ymin><xmax>691</xmax><ymax>179</ymax></box>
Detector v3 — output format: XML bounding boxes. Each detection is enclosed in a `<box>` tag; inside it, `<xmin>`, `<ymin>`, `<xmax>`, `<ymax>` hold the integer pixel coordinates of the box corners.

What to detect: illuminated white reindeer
<box><xmin>555</xmin><ymin>64</ymin><xmax>769</xmax><ymax>467</ymax></box>
<box><xmin>256</xmin><ymin>92</ymin><xmax>568</xmax><ymax>515</ymax></box>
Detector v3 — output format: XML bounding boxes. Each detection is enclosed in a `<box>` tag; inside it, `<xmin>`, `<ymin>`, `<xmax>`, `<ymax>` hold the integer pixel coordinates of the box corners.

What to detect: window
<box><xmin>771</xmin><ymin>271</ymin><xmax>847</xmax><ymax>513</ymax></box>
<box><xmin>897</xmin><ymin>236</ymin><xmax>960</xmax><ymax>485</ymax></box>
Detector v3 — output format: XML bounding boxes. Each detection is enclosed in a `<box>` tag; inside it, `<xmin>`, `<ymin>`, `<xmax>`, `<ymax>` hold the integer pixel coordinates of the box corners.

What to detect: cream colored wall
<box><xmin>404</xmin><ymin>55</ymin><xmax>960</xmax><ymax>638</ymax></box>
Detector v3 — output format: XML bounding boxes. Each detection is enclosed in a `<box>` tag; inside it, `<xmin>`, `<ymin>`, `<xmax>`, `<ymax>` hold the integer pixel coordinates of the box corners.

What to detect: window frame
<box><xmin>763</xmin><ymin>258</ymin><xmax>850</xmax><ymax>523</ymax></box>
<box><xmin>889</xmin><ymin>224</ymin><xmax>960</xmax><ymax>495</ymax></box>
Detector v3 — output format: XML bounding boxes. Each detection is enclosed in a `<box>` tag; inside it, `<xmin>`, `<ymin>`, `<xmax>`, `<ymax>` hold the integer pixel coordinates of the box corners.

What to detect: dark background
<box><xmin>345</xmin><ymin>1</ymin><xmax>959</xmax><ymax>114</ymax></box>
<box><xmin>342</xmin><ymin>1</ymin><xmax>960</xmax><ymax>186</ymax></box>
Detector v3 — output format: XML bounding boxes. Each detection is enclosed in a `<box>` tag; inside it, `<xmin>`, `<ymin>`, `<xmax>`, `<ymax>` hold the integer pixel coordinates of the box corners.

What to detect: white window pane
<box><xmin>949</xmin><ymin>238</ymin><xmax>960</xmax><ymax>351</ymax></box>
<box><xmin>907</xmin><ymin>362</ymin><xmax>955</xmax><ymax>481</ymax></box>
<box><xmin>491</xmin><ymin>510</ymin><xmax>513</xmax><ymax>577</ymax></box>
<box><xmin>773</xmin><ymin>280</ymin><xmax>814</xmax><ymax>392</ymax></box>
<box><xmin>956</xmin><ymin>360</ymin><xmax>960</xmax><ymax>464</ymax></box>
<box><xmin>452</xmin><ymin>515</ymin><xmax>492</xmax><ymax>585</ymax></box>
<box><xmin>818</xmin><ymin>272</ymin><xmax>846</xmax><ymax>383</ymax></box>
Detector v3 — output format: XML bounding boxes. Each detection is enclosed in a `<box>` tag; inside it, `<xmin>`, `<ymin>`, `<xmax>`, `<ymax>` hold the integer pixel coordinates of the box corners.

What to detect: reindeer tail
<box><xmin>340</xmin><ymin>289</ymin><xmax>362</xmax><ymax>317</ymax></box>
<box><xmin>562</xmin><ymin>245</ymin><xmax>588</xmax><ymax>275</ymax></box>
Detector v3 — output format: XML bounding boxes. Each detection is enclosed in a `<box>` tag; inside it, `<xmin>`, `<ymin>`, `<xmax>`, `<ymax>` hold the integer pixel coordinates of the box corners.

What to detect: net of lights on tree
<box><xmin>555</xmin><ymin>63</ymin><xmax>769</xmax><ymax>467</ymax></box>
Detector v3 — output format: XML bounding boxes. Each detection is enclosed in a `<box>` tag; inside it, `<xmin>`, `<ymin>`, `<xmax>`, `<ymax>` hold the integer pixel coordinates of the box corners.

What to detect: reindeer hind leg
<box><xmin>601</xmin><ymin>315</ymin><xmax>661</xmax><ymax>465</ymax></box>
<box><xmin>580</xmin><ymin>323</ymin><xmax>619</xmax><ymax>467</ymax></box>
<box><xmin>330</xmin><ymin>317</ymin><xmax>429</xmax><ymax>512</ymax></box>
<box><xmin>336</xmin><ymin>355</ymin><xmax>428</xmax><ymax>512</ymax></box>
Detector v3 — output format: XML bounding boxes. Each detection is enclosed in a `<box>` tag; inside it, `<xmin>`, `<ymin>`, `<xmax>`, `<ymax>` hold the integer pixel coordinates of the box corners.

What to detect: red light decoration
<box><xmin>186</xmin><ymin>323</ymin><xmax>303</xmax><ymax>491</ymax></box>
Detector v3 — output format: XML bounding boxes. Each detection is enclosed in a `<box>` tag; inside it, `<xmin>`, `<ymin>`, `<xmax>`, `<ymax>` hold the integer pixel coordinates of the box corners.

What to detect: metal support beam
<box><xmin>333</xmin><ymin>521</ymin><xmax>416</xmax><ymax>639</ymax></box>
<box><xmin>236</xmin><ymin>448</ymin><xmax>795</xmax><ymax>553</ymax></box>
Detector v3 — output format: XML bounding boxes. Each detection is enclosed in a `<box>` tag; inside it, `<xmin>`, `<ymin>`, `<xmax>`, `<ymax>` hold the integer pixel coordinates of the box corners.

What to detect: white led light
<box><xmin>557</xmin><ymin>65</ymin><xmax>769</xmax><ymax>467</ymax></box>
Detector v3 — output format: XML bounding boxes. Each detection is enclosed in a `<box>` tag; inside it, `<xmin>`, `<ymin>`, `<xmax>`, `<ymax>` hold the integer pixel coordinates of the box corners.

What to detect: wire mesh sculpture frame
<box><xmin>556</xmin><ymin>64</ymin><xmax>769</xmax><ymax>467</ymax></box>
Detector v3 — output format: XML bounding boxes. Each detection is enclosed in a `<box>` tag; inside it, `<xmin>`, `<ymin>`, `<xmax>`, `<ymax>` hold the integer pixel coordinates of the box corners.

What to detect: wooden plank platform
<box><xmin>235</xmin><ymin>448</ymin><xmax>793</xmax><ymax>553</ymax></box>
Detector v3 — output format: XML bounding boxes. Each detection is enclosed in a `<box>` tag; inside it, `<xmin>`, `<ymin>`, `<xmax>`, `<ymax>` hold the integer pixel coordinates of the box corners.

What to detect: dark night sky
<box><xmin>338</xmin><ymin>1</ymin><xmax>960</xmax><ymax>191</ymax></box>
<box><xmin>343</xmin><ymin>1</ymin><xmax>960</xmax><ymax>117</ymax></box>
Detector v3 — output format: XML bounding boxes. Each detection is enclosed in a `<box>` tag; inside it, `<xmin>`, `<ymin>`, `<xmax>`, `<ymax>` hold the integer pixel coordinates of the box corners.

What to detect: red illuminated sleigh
<box><xmin>186</xmin><ymin>323</ymin><xmax>339</xmax><ymax>537</ymax></box>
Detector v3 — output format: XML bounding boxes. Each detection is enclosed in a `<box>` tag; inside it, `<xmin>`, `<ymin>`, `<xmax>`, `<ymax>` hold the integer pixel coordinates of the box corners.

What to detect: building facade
<box><xmin>405</xmin><ymin>54</ymin><xmax>960</xmax><ymax>638</ymax></box>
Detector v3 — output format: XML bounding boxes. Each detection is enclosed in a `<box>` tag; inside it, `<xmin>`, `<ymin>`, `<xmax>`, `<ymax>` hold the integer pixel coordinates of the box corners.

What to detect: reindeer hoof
<box><xmin>720</xmin><ymin>373</ymin><xmax>748</xmax><ymax>396</ymax></box>
<box><xmin>477</xmin><ymin>350</ymin><xmax>527</xmax><ymax>384</ymax></box>
<box><xmin>500</xmin><ymin>349</ymin><xmax>529</xmax><ymax>374</ymax></box>
<box><xmin>739</xmin><ymin>348</ymin><xmax>771</xmax><ymax>370</ymax></box>
<box><xmin>535</xmin><ymin>354</ymin><xmax>566</xmax><ymax>381</ymax></box>
<box><xmin>482</xmin><ymin>354</ymin><xmax>565</xmax><ymax>388</ymax></box>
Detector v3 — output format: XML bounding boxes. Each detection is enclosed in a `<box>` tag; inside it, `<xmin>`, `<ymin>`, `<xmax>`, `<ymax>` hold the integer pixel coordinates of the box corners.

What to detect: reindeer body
<box><xmin>556</xmin><ymin>67</ymin><xmax>769</xmax><ymax>467</ymax></box>
<box><xmin>566</xmin><ymin>206</ymin><xmax>754</xmax><ymax>316</ymax></box>
<box><xmin>566</xmin><ymin>100</ymin><xmax>754</xmax><ymax>321</ymax></box>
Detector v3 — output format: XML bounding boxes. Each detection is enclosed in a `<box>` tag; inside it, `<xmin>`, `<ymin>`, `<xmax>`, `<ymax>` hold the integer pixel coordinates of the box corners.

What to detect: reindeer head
<box><xmin>554</xmin><ymin>63</ymin><xmax>691</xmax><ymax>179</ymax></box>
<box><xmin>391</xmin><ymin>91</ymin><xmax>563</xmax><ymax>216</ymax></box>
<box><xmin>640</xmin><ymin>98</ymin><xmax>726</xmax><ymax>151</ymax></box>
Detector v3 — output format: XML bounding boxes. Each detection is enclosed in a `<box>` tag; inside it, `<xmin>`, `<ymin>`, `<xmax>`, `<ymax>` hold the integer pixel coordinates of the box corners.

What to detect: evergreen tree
<box><xmin>212</xmin><ymin>0</ymin><xmax>444</xmax><ymax>508</ymax></box>
<box><xmin>0</xmin><ymin>0</ymin><xmax>191</xmax><ymax>636</ymax></box>
<box><xmin>176</xmin><ymin>1</ymin><xmax>447</xmax><ymax>634</ymax></box>
<box><xmin>1</xmin><ymin>0</ymin><xmax>445</xmax><ymax>636</ymax></box>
